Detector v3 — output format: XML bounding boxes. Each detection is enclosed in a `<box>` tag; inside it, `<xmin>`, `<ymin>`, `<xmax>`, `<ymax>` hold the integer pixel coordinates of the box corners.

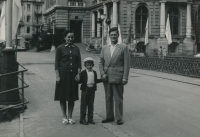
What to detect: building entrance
<box><xmin>70</xmin><ymin>20</ymin><xmax>82</xmax><ymax>43</ymax></box>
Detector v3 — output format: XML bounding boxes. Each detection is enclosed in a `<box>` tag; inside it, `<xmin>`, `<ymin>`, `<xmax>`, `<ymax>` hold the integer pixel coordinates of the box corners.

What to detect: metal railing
<box><xmin>0</xmin><ymin>63</ymin><xmax>29</xmax><ymax>113</ymax></box>
<box><xmin>130</xmin><ymin>56</ymin><xmax>200</xmax><ymax>78</ymax></box>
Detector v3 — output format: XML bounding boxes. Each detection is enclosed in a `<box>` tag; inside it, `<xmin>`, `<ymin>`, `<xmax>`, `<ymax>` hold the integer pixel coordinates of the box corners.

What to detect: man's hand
<box><xmin>122</xmin><ymin>79</ymin><xmax>128</xmax><ymax>85</ymax></box>
<box><xmin>101</xmin><ymin>74</ymin><xmax>107</xmax><ymax>81</ymax></box>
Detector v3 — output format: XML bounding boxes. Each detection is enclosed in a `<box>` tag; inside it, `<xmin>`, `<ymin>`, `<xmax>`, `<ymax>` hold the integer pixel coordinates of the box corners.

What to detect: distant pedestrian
<box><xmin>159</xmin><ymin>46</ymin><xmax>163</xmax><ymax>58</ymax></box>
<box><xmin>163</xmin><ymin>48</ymin><xmax>167</xmax><ymax>58</ymax></box>
<box><xmin>54</xmin><ymin>29</ymin><xmax>82</xmax><ymax>125</ymax></box>
<box><xmin>76</xmin><ymin>57</ymin><xmax>102</xmax><ymax>125</ymax></box>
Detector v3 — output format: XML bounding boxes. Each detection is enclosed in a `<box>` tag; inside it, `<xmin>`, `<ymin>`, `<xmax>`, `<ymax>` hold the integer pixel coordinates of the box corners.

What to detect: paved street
<box><xmin>15</xmin><ymin>44</ymin><xmax>200</xmax><ymax>137</ymax></box>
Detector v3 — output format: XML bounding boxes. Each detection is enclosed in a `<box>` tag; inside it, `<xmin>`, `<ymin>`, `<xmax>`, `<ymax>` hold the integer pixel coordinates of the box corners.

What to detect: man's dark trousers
<box><xmin>80</xmin><ymin>86</ymin><xmax>95</xmax><ymax>120</ymax></box>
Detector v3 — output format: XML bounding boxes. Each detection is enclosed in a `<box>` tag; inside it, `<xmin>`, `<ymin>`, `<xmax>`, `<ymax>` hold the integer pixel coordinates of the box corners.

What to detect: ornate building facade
<box><xmin>44</xmin><ymin>0</ymin><xmax>200</xmax><ymax>56</ymax></box>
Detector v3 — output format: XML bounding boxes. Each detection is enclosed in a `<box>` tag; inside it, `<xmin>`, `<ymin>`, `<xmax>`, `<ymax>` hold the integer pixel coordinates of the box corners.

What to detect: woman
<box><xmin>54</xmin><ymin>30</ymin><xmax>82</xmax><ymax>124</ymax></box>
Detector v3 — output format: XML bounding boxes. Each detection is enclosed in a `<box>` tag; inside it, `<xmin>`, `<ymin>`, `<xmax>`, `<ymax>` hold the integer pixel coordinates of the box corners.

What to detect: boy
<box><xmin>76</xmin><ymin>57</ymin><xmax>102</xmax><ymax>125</ymax></box>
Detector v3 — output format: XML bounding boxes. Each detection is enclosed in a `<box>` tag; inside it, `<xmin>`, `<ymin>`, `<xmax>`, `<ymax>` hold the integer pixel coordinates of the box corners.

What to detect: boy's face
<box><xmin>85</xmin><ymin>62</ymin><xmax>94</xmax><ymax>71</ymax></box>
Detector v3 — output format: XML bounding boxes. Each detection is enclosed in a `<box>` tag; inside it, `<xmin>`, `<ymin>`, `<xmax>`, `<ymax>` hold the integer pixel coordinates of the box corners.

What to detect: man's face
<box><xmin>109</xmin><ymin>31</ymin><xmax>119</xmax><ymax>44</ymax></box>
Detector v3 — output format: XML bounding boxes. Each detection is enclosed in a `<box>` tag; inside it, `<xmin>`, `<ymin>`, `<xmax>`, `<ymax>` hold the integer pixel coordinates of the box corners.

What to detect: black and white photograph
<box><xmin>0</xmin><ymin>0</ymin><xmax>200</xmax><ymax>137</ymax></box>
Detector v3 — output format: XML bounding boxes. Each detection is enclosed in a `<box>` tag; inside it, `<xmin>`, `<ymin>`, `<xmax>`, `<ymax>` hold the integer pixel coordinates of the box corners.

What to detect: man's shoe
<box><xmin>102</xmin><ymin>118</ymin><xmax>115</xmax><ymax>123</ymax></box>
<box><xmin>80</xmin><ymin>119</ymin><xmax>88</xmax><ymax>125</ymax></box>
<box><xmin>117</xmin><ymin>120</ymin><xmax>123</xmax><ymax>125</ymax></box>
<box><xmin>88</xmin><ymin>119</ymin><xmax>95</xmax><ymax>124</ymax></box>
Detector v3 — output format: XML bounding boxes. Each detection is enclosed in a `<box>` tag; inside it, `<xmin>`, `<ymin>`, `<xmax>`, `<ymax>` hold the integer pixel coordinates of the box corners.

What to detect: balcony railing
<box><xmin>68</xmin><ymin>2</ymin><xmax>85</xmax><ymax>7</ymax></box>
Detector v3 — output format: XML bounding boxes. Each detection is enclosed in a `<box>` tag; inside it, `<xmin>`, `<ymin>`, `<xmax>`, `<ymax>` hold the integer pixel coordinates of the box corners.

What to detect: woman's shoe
<box><xmin>62</xmin><ymin>118</ymin><xmax>68</xmax><ymax>125</ymax></box>
<box><xmin>68</xmin><ymin>119</ymin><xmax>75</xmax><ymax>124</ymax></box>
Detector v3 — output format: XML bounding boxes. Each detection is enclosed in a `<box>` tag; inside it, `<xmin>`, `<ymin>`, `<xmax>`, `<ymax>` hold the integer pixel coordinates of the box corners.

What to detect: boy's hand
<box><xmin>75</xmin><ymin>74</ymin><xmax>80</xmax><ymax>81</ymax></box>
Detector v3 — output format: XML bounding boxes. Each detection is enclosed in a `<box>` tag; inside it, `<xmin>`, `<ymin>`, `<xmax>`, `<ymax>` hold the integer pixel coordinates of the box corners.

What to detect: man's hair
<box><xmin>63</xmin><ymin>29</ymin><xmax>74</xmax><ymax>37</ymax></box>
<box><xmin>109</xmin><ymin>27</ymin><xmax>119</xmax><ymax>35</ymax></box>
<box><xmin>84</xmin><ymin>61</ymin><xmax>94</xmax><ymax>66</ymax></box>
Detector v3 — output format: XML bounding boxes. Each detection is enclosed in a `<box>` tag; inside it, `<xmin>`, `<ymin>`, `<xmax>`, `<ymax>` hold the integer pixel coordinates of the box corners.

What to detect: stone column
<box><xmin>186</xmin><ymin>3</ymin><xmax>192</xmax><ymax>38</ymax></box>
<box><xmin>183</xmin><ymin>2</ymin><xmax>194</xmax><ymax>56</ymax></box>
<box><xmin>157</xmin><ymin>1</ymin><xmax>168</xmax><ymax>53</ymax></box>
<box><xmin>112</xmin><ymin>0</ymin><xmax>118</xmax><ymax>27</ymax></box>
<box><xmin>92</xmin><ymin>12</ymin><xmax>95</xmax><ymax>37</ymax></box>
<box><xmin>97</xmin><ymin>10</ymin><xmax>101</xmax><ymax>37</ymax></box>
<box><xmin>160</xmin><ymin>1</ymin><xmax>166</xmax><ymax>38</ymax></box>
<box><xmin>103</xmin><ymin>3</ymin><xmax>108</xmax><ymax>37</ymax></box>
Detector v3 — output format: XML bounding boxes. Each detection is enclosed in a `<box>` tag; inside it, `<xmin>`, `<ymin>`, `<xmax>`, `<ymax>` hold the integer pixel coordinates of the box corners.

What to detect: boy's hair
<box><xmin>84</xmin><ymin>61</ymin><xmax>94</xmax><ymax>66</ymax></box>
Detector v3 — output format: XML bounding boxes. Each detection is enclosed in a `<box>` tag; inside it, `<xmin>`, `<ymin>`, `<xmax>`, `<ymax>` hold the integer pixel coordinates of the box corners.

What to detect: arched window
<box><xmin>168</xmin><ymin>8</ymin><xmax>179</xmax><ymax>35</ymax></box>
<box><xmin>135</xmin><ymin>6</ymin><xmax>148</xmax><ymax>35</ymax></box>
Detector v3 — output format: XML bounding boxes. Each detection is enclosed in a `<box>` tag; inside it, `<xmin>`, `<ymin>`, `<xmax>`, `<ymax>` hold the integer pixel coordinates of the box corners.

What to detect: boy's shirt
<box><xmin>86</xmin><ymin>69</ymin><xmax>95</xmax><ymax>85</ymax></box>
<box><xmin>77</xmin><ymin>69</ymin><xmax>102</xmax><ymax>91</ymax></box>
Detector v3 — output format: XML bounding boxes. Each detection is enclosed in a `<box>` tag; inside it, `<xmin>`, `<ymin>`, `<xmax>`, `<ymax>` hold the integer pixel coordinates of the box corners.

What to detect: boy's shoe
<box><xmin>88</xmin><ymin>119</ymin><xmax>95</xmax><ymax>124</ymax></box>
<box><xmin>80</xmin><ymin>119</ymin><xmax>88</xmax><ymax>125</ymax></box>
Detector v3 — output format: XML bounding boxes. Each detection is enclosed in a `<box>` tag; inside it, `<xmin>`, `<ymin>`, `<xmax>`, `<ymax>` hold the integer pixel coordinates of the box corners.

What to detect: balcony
<box><xmin>35</xmin><ymin>10</ymin><xmax>42</xmax><ymax>15</ymax></box>
<box><xmin>68</xmin><ymin>2</ymin><xmax>85</xmax><ymax>7</ymax></box>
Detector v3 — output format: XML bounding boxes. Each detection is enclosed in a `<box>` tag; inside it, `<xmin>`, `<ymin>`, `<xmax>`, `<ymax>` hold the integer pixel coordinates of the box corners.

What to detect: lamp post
<box><xmin>97</xmin><ymin>14</ymin><xmax>106</xmax><ymax>47</ymax></box>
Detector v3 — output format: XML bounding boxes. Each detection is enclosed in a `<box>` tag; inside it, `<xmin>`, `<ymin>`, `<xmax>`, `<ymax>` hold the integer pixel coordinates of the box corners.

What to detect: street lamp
<box><xmin>97</xmin><ymin>14</ymin><xmax>106</xmax><ymax>47</ymax></box>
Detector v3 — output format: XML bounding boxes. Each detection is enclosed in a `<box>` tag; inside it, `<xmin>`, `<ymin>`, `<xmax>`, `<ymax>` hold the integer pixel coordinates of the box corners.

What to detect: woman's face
<box><xmin>65</xmin><ymin>33</ymin><xmax>74</xmax><ymax>44</ymax></box>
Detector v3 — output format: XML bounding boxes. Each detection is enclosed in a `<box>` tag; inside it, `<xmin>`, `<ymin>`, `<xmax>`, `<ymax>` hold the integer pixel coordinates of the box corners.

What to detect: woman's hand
<box><xmin>56</xmin><ymin>76</ymin><xmax>60</xmax><ymax>82</ymax></box>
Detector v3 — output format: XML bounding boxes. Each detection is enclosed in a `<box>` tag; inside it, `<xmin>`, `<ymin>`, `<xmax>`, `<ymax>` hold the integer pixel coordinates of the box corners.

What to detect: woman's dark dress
<box><xmin>54</xmin><ymin>43</ymin><xmax>82</xmax><ymax>102</ymax></box>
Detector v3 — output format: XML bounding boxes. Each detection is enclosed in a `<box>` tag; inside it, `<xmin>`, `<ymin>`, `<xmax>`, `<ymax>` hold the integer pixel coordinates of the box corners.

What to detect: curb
<box><xmin>20</xmin><ymin>113</ymin><xmax>24</xmax><ymax>137</ymax></box>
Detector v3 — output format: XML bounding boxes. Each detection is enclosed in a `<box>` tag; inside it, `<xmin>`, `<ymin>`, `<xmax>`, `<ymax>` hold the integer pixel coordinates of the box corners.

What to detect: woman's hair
<box><xmin>63</xmin><ymin>29</ymin><xmax>74</xmax><ymax>37</ymax></box>
<box><xmin>109</xmin><ymin>27</ymin><xmax>119</xmax><ymax>35</ymax></box>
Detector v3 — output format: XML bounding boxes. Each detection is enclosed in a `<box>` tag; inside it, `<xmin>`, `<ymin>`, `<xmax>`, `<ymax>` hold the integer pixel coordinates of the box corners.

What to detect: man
<box><xmin>99</xmin><ymin>27</ymin><xmax>130</xmax><ymax>125</ymax></box>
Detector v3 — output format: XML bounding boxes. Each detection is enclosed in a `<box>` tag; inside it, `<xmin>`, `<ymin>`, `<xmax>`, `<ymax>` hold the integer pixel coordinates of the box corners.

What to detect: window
<box><xmin>16</xmin><ymin>39</ymin><xmax>20</xmax><ymax>46</ymax></box>
<box><xmin>27</xmin><ymin>4</ymin><xmax>30</xmax><ymax>11</ymax></box>
<box><xmin>135</xmin><ymin>6</ymin><xmax>148</xmax><ymax>35</ymax></box>
<box><xmin>27</xmin><ymin>16</ymin><xmax>30</xmax><ymax>22</ymax></box>
<box><xmin>168</xmin><ymin>42</ymin><xmax>178</xmax><ymax>53</ymax></box>
<box><xmin>36</xmin><ymin>5</ymin><xmax>40</xmax><ymax>10</ymax></box>
<box><xmin>36</xmin><ymin>17</ymin><xmax>39</xmax><ymax>24</ymax></box>
<box><xmin>168</xmin><ymin>8</ymin><xmax>179</xmax><ymax>35</ymax></box>
<box><xmin>17</xmin><ymin>27</ymin><xmax>21</xmax><ymax>34</ymax></box>
<box><xmin>69</xmin><ymin>0</ymin><xmax>83</xmax><ymax>2</ymax></box>
<box><xmin>27</xmin><ymin>27</ymin><xmax>30</xmax><ymax>33</ymax></box>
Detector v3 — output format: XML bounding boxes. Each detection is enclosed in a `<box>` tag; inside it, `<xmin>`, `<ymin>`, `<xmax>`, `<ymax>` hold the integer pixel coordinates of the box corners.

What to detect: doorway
<box><xmin>70</xmin><ymin>20</ymin><xmax>82</xmax><ymax>43</ymax></box>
